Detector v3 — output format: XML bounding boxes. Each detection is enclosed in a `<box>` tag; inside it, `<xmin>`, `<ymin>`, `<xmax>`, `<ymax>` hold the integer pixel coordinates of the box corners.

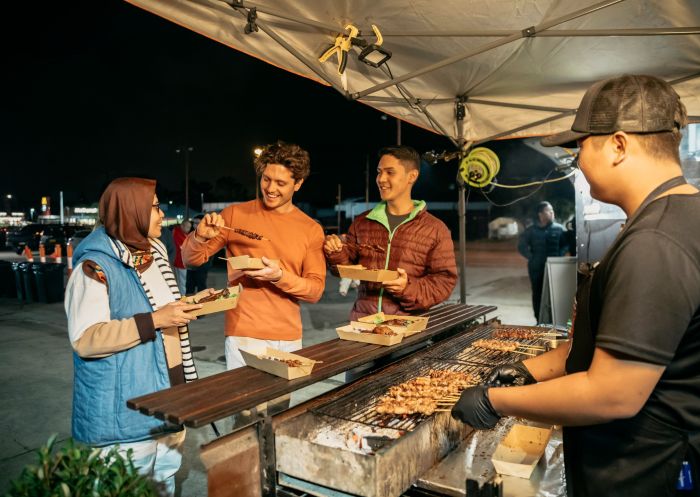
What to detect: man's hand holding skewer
<box><xmin>195</xmin><ymin>212</ymin><xmax>225</xmax><ymax>241</ymax></box>
<box><xmin>323</xmin><ymin>234</ymin><xmax>344</xmax><ymax>255</ymax></box>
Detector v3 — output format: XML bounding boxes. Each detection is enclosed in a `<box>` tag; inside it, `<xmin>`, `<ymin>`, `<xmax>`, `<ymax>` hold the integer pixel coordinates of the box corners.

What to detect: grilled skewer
<box><xmin>220</xmin><ymin>225</ymin><xmax>270</xmax><ymax>241</ymax></box>
<box><xmin>344</xmin><ymin>241</ymin><xmax>386</xmax><ymax>254</ymax></box>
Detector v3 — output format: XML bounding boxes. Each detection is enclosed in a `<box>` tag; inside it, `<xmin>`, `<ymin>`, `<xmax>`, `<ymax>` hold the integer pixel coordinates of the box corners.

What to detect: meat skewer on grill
<box><xmin>472</xmin><ymin>338</ymin><xmax>544</xmax><ymax>351</ymax></box>
<box><xmin>375</xmin><ymin>369</ymin><xmax>478</xmax><ymax>416</ymax></box>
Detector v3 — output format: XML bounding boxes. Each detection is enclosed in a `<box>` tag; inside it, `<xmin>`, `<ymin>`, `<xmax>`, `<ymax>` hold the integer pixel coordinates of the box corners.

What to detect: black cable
<box><xmin>382</xmin><ymin>63</ymin><xmax>443</xmax><ymax>135</ymax></box>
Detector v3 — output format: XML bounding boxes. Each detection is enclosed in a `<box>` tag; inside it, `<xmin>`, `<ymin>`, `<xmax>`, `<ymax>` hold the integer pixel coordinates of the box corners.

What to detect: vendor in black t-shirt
<box><xmin>451</xmin><ymin>74</ymin><xmax>700</xmax><ymax>497</ymax></box>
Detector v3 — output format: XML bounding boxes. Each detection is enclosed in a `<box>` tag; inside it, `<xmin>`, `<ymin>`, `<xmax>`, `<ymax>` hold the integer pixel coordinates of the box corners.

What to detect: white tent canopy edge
<box><xmin>125</xmin><ymin>0</ymin><xmax>700</xmax><ymax>149</ymax></box>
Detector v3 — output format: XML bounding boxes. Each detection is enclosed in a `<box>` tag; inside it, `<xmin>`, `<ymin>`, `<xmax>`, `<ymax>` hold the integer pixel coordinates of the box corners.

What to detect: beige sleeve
<box><xmin>72</xmin><ymin>319</ymin><xmax>142</xmax><ymax>358</ymax></box>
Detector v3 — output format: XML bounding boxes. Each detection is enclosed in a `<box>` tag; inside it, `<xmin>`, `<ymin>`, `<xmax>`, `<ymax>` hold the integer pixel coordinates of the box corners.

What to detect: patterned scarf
<box><xmin>107</xmin><ymin>234</ymin><xmax>198</xmax><ymax>383</ymax></box>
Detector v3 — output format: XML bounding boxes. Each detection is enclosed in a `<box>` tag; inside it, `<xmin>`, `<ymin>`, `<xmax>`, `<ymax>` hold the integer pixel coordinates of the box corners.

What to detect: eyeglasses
<box><xmin>152</xmin><ymin>202</ymin><xmax>161</xmax><ymax>211</ymax></box>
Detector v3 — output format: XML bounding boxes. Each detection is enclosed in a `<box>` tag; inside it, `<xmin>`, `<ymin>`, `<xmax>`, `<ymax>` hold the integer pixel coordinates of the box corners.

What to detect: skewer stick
<box><xmin>513</xmin><ymin>350</ymin><xmax>537</xmax><ymax>356</ymax></box>
<box><xmin>435</xmin><ymin>408</ymin><xmax>452</xmax><ymax>412</ymax></box>
<box><xmin>518</xmin><ymin>344</ymin><xmax>546</xmax><ymax>350</ymax></box>
<box><xmin>219</xmin><ymin>225</ymin><xmax>270</xmax><ymax>241</ymax></box>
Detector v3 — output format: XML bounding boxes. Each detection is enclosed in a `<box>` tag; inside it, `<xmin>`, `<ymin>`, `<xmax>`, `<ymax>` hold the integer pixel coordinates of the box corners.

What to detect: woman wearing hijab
<box><xmin>64</xmin><ymin>177</ymin><xmax>207</xmax><ymax>496</ymax></box>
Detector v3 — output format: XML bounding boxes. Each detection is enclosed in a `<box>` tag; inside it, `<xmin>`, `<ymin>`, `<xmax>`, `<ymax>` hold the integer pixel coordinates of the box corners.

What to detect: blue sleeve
<box><xmin>517</xmin><ymin>228</ymin><xmax>532</xmax><ymax>260</ymax></box>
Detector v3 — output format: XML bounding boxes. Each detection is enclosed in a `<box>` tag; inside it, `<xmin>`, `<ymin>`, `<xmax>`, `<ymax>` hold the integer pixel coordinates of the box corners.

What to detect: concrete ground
<box><xmin>0</xmin><ymin>239</ymin><xmax>534</xmax><ymax>496</ymax></box>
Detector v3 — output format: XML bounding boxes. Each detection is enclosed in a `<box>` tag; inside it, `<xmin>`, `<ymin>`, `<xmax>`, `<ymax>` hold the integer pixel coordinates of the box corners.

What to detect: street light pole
<box><xmin>176</xmin><ymin>146</ymin><xmax>194</xmax><ymax>220</ymax></box>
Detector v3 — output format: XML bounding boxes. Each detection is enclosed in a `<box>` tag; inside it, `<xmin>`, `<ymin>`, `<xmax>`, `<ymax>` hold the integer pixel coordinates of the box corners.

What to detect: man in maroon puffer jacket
<box><xmin>324</xmin><ymin>145</ymin><xmax>457</xmax><ymax>320</ymax></box>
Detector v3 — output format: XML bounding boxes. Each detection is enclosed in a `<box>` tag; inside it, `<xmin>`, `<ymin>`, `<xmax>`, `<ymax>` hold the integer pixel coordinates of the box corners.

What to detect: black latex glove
<box><xmin>486</xmin><ymin>361</ymin><xmax>536</xmax><ymax>387</ymax></box>
<box><xmin>451</xmin><ymin>385</ymin><xmax>501</xmax><ymax>429</ymax></box>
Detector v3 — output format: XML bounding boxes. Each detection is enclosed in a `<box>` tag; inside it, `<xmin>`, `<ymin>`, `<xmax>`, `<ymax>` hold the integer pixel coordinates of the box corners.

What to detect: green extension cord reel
<box><xmin>458</xmin><ymin>147</ymin><xmax>500</xmax><ymax>188</ymax></box>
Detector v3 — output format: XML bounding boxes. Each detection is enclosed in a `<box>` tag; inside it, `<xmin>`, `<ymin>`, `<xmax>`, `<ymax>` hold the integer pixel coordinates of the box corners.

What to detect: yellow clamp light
<box><xmin>319</xmin><ymin>24</ymin><xmax>360</xmax><ymax>75</ymax></box>
<box><xmin>458</xmin><ymin>147</ymin><xmax>500</xmax><ymax>188</ymax></box>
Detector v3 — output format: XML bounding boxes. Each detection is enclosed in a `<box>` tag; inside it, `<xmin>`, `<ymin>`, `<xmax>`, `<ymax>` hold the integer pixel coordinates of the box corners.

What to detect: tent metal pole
<box><xmin>220</xmin><ymin>0</ymin><xmax>340</xmax><ymax>33</ymax></box>
<box><xmin>362</xmin><ymin>95</ymin><xmax>574</xmax><ymax>113</ymax></box>
<box><xmin>457</xmin><ymin>181</ymin><xmax>467</xmax><ymax>304</ymax></box>
<box><xmin>374</xmin><ymin>64</ymin><xmax>459</xmax><ymax>146</ymax></box>
<box><xmin>535</xmin><ymin>27</ymin><xmax>700</xmax><ymax>36</ymax></box>
<box><xmin>351</xmin><ymin>0</ymin><xmax>625</xmax><ymax>99</ymax></box>
<box><xmin>378</xmin><ymin>27</ymin><xmax>700</xmax><ymax>37</ymax></box>
<box><xmin>228</xmin><ymin>6</ymin><xmax>349</xmax><ymax>97</ymax></box>
<box><xmin>473</xmin><ymin>111</ymin><xmax>576</xmax><ymax>145</ymax></box>
<box><xmin>468</xmin><ymin>99</ymin><xmax>572</xmax><ymax>113</ymax></box>
<box><xmin>669</xmin><ymin>71</ymin><xmax>700</xmax><ymax>86</ymax></box>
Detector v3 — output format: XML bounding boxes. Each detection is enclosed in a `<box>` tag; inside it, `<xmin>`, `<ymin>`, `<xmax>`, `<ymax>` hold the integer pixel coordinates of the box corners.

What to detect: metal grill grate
<box><xmin>311</xmin><ymin>360</ymin><xmax>487</xmax><ymax>432</ymax></box>
<box><xmin>424</xmin><ymin>323</ymin><xmax>551</xmax><ymax>366</ymax></box>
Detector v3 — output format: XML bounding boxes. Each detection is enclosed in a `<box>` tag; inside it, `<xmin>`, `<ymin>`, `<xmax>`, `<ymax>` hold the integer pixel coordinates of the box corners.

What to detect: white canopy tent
<box><xmin>125</xmin><ymin>0</ymin><xmax>700</xmax><ymax>302</ymax></box>
<box><xmin>126</xmin><ymin>0</ymin><xmax>700</xmax><ymax>147</ymax></box>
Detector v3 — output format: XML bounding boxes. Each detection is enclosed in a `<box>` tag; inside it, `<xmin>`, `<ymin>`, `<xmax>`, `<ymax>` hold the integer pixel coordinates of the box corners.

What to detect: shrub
<box><xmin>5</xmin><ymin>434</ymin><xmax>157</xmax><ymax>497</ymax></box>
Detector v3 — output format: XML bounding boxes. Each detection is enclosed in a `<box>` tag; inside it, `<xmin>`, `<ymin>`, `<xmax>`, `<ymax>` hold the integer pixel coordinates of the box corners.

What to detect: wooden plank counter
<box><xmin>127</xmin><ymin>303</ymin><xmax>496</xmax><ymax>427</ymax></box>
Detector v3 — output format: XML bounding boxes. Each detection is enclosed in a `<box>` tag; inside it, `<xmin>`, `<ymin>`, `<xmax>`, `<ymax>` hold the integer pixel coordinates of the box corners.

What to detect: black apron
<box><xmin>563</xmin><ymin>177</ymin><xmax>700</xmax><ymax>496</ymax></box>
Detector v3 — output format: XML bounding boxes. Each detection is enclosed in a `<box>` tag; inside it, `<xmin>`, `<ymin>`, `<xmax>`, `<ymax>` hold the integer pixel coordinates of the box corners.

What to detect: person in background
<box><xmin>158</xmin><ymin>222</ymin><xmax>176</xmax><ymax>265</ymax></box>
<box><xmin>182</xmin><ymin>141</ymin><xmax>326</xmax><ymax>370</ymax></box>
<box><xmin>171</xmin><ymin>219</ymin><xmax>191</xmax><ymax>295</ymax></box>
<box><xmin>451</xmin><ymin>74</ymin><xmax>700</xmax><ymax>497</ymax></box>
<box><xmin>64</xmin><ymin>177</ymin><xmax>206</xmax><ymax>496</ymax></box>
<box><xmin>186</xmin><ymin>214</ymin><xmax>213</xmax><ymax>295</ymax></box>
<box><xmin>565</xmin><ymin>216</ymin><xmax>577</xmax><ymax>256</ymax></box>
<box><xmin>324</xmin><ymin>145</ymin><xmax>457</xmax><ymax>320</ymax></box>
<box><xmin>517</xmin><ymin>201</ymin><xmax>568</xmax><ymax>322</ymax></box>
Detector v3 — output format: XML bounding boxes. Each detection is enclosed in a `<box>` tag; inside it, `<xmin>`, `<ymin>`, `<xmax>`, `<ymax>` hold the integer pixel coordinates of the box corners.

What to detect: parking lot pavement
<box><xmin>0</xmin><ymin>245</ymin><xmax>534</xmax><ymax>496</ymax></box>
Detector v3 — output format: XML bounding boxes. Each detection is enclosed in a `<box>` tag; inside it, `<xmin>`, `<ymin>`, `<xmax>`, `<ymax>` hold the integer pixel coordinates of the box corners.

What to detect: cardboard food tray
<box><xmin>337</xmin><ymin>264</ymin><xmax>399</xmax><ymax>282</ymax></box>
<box><xmin>240</xmin><ymin>347</ymin><xmax>317</xmax><ymax>380</ymax></box>
<box><xmin>491</xmin><ymin>424</ymin><xmax>552</xmax><ymax>479</ymax></box>
<box><xmin>181</xmin><ymin>285</ymin><xmax>241</xmax><ymax>317</ymax></box>
<box><xmin>357</xmin><ymin>312</ymin><xmax>429</xmax><ymax>333</ymax></box>
<box><xmin>336</xmin><ymin>324</ymin><xmax>404</xmax><ymax>346</ymax></box>
<box><xmin>222</xmin><ymin>255</ymin><xmax>280</xmax><ymax>270</ymax></box>
<box><xmin>348</xmin><ymin>320</ymin><xmax>421</xmax><ymax>337</ymax></box>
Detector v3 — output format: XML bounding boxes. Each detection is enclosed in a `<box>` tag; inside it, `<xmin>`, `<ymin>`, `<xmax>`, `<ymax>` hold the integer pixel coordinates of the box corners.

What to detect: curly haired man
<box><xmin>182</xmin><ymin>141</ymin><xmax>326</xmax><ymax>369</ymax></box>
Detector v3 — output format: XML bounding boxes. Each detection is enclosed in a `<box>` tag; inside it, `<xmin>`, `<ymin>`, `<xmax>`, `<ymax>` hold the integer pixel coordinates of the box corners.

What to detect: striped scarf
<box><xmin>107</xmin><ymin>235</ymin><xmax>199</xmax><ymax>383</ymax></box>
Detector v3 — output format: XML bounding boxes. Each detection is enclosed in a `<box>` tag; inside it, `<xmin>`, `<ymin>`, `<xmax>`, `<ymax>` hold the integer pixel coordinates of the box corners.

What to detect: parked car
<box><xmin>6</xmin><ymin>224</ymin><xmax>51</xmax><ymax>254</ymax></box>
<box><xmin>39</xmin><ymin>225</ymin><xmax>79</xmax><ymax>253</ymax></box>
<box><xmin>67</xmin><ymin>229</ymin><xmax>93</xmax><ymax>250</ymax></box>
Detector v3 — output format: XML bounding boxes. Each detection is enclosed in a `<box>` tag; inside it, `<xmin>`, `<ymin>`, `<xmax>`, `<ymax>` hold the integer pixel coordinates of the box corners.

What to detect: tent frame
<box><xmin>168</xmin><ymin>0</ymin><xmax>700</xmax><ymax>303</ymax></box>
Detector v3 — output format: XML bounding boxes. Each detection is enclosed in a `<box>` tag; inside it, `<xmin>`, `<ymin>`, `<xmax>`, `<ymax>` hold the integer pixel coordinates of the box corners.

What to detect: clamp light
<box><xmin>357</xmin><ymin>24</ymin><xmax>391</xmax><ymax>68</ymax></box>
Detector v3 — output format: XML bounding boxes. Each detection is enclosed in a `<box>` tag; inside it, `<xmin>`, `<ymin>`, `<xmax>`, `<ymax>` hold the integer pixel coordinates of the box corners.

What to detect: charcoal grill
<box><xmin>311</xmin><ymin>360</ymin><xmax>485</xmax><ymax>432</ymax></box>
<box><xmin>127</xmin><ymin>304</ymin><xmax>513</xmax><ymax>497</ymax></box>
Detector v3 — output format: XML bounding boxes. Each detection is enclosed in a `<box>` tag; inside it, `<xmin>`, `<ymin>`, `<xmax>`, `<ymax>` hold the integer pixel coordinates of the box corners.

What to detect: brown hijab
<box><xmin>99</xmin><ymin>177</ymin><xmax>155</xmax><ymax>252</ymax></box>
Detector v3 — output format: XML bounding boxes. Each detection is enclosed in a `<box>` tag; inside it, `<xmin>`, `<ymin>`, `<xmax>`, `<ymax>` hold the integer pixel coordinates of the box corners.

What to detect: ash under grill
<box><xmin>424</xmin><ymin>323</ymin><xmax>550</xmax><ymax>366</ymax></box>
<box><xmin>311</xmin><ymin>360</ymin><xmax>485</xmax><ymax>432</ymax></box>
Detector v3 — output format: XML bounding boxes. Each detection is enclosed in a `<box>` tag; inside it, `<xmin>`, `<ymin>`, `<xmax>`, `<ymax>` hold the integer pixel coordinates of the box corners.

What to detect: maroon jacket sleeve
<box><xmin>396</xmin><ymin>221</ymin><xmax>457</xmax><ymax>311</ymax></box>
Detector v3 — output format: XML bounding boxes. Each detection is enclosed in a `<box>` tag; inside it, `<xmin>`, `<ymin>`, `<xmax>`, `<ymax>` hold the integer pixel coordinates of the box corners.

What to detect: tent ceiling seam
<box><xmin>350</xmin><ymin>0</ymin><xmax>626</xmax><ymax>100</ymax></box>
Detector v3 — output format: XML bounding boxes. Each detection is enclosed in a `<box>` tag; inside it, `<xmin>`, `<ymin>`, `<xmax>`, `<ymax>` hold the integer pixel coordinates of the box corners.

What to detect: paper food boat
<box><xmin>357</xmin><ymin>312</ymin><xmax>429</xmax><ymax>334</ymax></box>
<box><xmin>336</xmin><ymin>324</ymin><xmax>404</xmax><ymax>346</ymax></box>
<box><xmin>180</xmin><ymin>284</ymin><xmax>241</xmax><ymax>317</ymax></box>
<box><xmin>240</xmin><ymin>347</ymin><xmax>318</xmax><ymax>380</ymax></box>
<box><xmin>221</xmin><ymin>255</ymin><xmax>280</xmax><ymax>270</ymax></box>
<box><xmin>337</xmin><ymin>264</ymin><xmax>399</xmax><ymax>282</ymax></box>
<box><xmin>491</xmin><ymin>424</ymin><xmax>552</xmax><ymax>479</ymax></box>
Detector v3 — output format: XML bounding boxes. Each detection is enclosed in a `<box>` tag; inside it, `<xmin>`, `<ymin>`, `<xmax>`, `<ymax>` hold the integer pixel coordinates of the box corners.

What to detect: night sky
<box><xmin>3</xmin><ymin>1</ymin><xmax>569</xmax><ymax>219</ymax></box>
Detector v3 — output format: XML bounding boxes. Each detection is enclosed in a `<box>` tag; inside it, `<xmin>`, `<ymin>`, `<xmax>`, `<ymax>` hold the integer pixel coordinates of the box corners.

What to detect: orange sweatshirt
<box><xmin>181</xmin><ymin>199</ymin><xmax>326</xmax><ymax>340</ymax></box>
